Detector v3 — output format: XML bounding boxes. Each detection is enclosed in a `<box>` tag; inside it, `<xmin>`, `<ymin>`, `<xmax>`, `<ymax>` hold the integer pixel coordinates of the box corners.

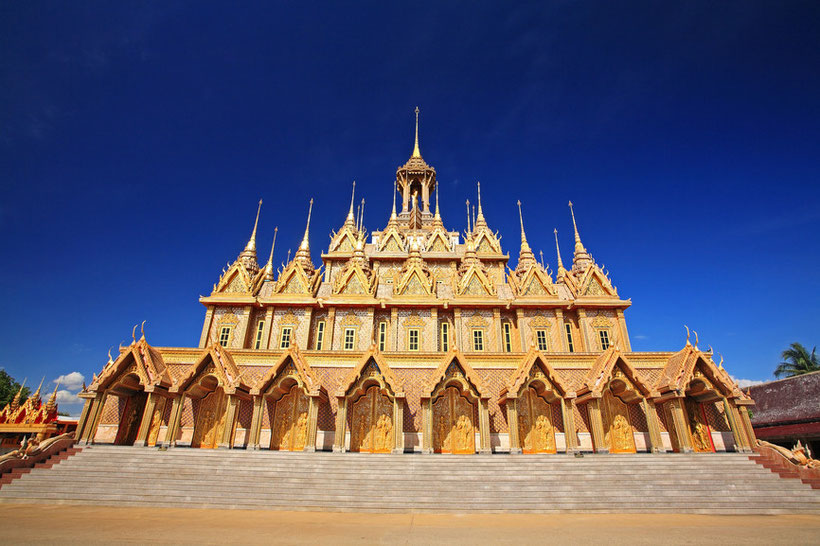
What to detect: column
<box><xmin>163</xmin><ymin>394</ymin><xmax>186</xmax><ymax>448</ymax></box>
<box><xmin>454</xmin><ymin>308</ymin><xmax>463</xmax><ymax>351</ymax></box>
<box><xmin>199</xmin><ymin>307</ymin><xmax>215</xmax><ymax>348</ymax></box>
<box><xmin>739</xmin><ymin>407</ymin><xmax>757</xmax><ymax>449</ymax></box>
<box><xmin>304</xmin><ymin>396</ymin><xmax>319</xmax><ymax>452</ymax></box>
<box><xmin>262</xmin><ymin>307</ymin><xmax>274</xmax><ymax>350</ymax></box>
<box><xmin>134</xmin><ymin>392</ymin><xmax>158</xmax><ymax>446</ymax></box>
<box><xmin>333</xmin><ymin>397</ymin><xmax>347</xmax><ymax>453</ymax></box>
<box><xmin>561</xmin><ymin>398</ymin><xmax>578</xmax><ymax>453</ymax></box>
<box><xmin>643</xmin><ymin>399</ymin><xmax>665</xmax><ymax>453</ymax></box>
<box><xmin>587</xmin><ymin>399</ymin><xmax>608</xmax><ymax>453</ymax></box>
<box><xmin>74</xmin><ymin>398</ymin><xmax>93</xmax><ymax>443</ymax></box>
<box><xmin>478</xmin><ymin>399</ymin><xmax>492</xmax><ymax>454</ymax></box>
<box><xmin>554</xmin><ymin>309</ymin><xmax>566</xmax><ymax>351</ymax></box>
<box><xmin>515</xmin><ymin>308</ymin><xmax>526</xmax><ymax>350</ymax></box>
<box><xmin>668</xmin><ymin>397</ymin><xmax>693</xmax><ymax>453</ymax></box>
<box><xmin>85</xmin><ymin>392</ymin><xmax>108</xmax><ymax>445</ymax></box>
<box><xmin>616</xmin><ymin>309</ymin><xmax>631</xmax><ymax>352</ymax></box>
<box><xmin>431</xmin><ymin>308</ymin><xmax>438</xmax><ymax>352</ymax></box>
<box><xmin>576</xmin><ymin>308</ymin><xmax>591</xmax><ymax>352</ymax></box>
<box><xmin>248</xmin><ymin>396</ymin><xmax>264</xmax><ymax>450</ymax></box>
<box><xmin>507</xmin><ymin>398</ymin><xmax>521</xmax><ymax>454</ymax></box>
<box><xmin>392</xmin><ymin>399</ymin><xmax>405</xmax><ymax>453</ymax></box>
<box><xmin>301</xmin><ymin>307</ymin><xmax>314</xmax><ymax>349</ymax></box>
<box><xmin>219</xmin><ymin>395</ymin><xmax>240</xmax><ymax>449</ymax></box>
<box><xmin>421</xmin><ymin>399</ymin><xmax>433</xmax><ymax>454</ymax></box>
<box><xmin>389</xmin><ymin>308</ymin><xmax>398</xmax><ymax>351</ymax></box>
<box><xmin>326</xmin><ymin>307</ymin><xmax>337</xmax><ymax>351</ymax></box>
<box><xmin>493</xmin><ymin>308</ymin><xmax>502</xmax><ymax>353</ymax></box>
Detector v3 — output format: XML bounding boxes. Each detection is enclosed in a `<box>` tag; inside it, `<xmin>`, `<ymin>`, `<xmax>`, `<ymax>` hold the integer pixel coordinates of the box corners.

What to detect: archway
<box><xmin>432</xmin><ymin>385</ymin><xmax>477</xmax><ymax>454</ymax></box>
<box><xmin>349</xmin><ymin>383</ymin><xmax>394</xmax><ymax>453</ymax></box>
<box><xmin>518</xmin><ymin>386</ymin><xmax>558</xmax><ymax>454</ymax></box>
<box><xmin>682</xmin><ymin>376</ymin><xmax>719</xmax><ymax>453</ymax></box>
<box><xmin>601</xmin><ymin>388</ymin><xmax>637</xmax><ymax>454</ymax></box>
<box><xmin>270</xmin><ymin>384</ymin><xmax>310</xmax><ymax>451</ymax></box>
<box><xmin>190</xmin><ymin>375</ymin><xmax>228</xmax><ymax>449</ymax></box>
<box><xmin>109</xmin><ymin>373</ymin><xmax>146</xmax><ymax>446</ymax></box>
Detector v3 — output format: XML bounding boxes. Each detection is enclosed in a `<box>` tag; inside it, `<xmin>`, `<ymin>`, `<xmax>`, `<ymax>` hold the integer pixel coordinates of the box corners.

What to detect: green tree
<box><xmin>774</xmin><ymin>343</ymin><xmax>820</xmax><ymax>378</ymax></box>
<box><xmin>0</xmin><ymin>369</ymin><xmax>31</xmax><ymax>408</ymax></box>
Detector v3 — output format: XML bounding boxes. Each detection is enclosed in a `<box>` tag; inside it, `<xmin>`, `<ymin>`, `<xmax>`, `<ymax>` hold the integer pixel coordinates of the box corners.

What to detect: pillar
<box><xmin>554</xmin><ymin>309</ymin><xmax>566</xmax><ymax>351</ymax></box>
<box><xmin>333</xmin><ymin>397</ymin><xmax>347</xmax><ymax>452</ymax></box>
<box><xmin>74</xmin><ymin>398</ymin><xmax>93</xmax><ymax>443</ymax></box>
<box><xmin>305</xmin><ymin>396</ymin><xmax>319</xmax><ymax>452</ymax></box>
<box><xmin>163</xmin><ymin>394</ymin><xmax>185</xmax><ymax>448</ymax></box>
<box><xmin>587</xmin><ymin>399</ymin><xmax>608</xmax><ymax>453</ymax></box>
<box><xmin>326</xmin><ymin>307</ymin><xmax>337</xmax><ymax>351</ymax></box>
<box><xmin>507</xmin><ymin>398</ymin><xmax>522</xmax><ymax>454</ymax></box>
<box><xmin>643</xmin><ymin>399</ymin><xmax>665</xmax><ymax>453</ymax></box>
<box><xmin>493</xmin><ymin>308</ymin><xmax>503</xmax><ymax>353</ymax></box>
<box><xmin>739</xmin><ymin>406</ymin><xmax>757</xmax><ymax>448</ymax></box>
<box><xmin>134</xmin><ymin>392</ymin><xmax>158</xmax><ymax>446</ymax></box>
<box><xmin>454</xmin><ymin>308</ymin><xmax>463</xmax><ymax>350</ymax></box>
<box><xmin>301</xmin><ymin>307</ymin><xmax>314</xmax><ymax>349</ymax></box>
<box><xmin>248</xmin><ymin>396</ymin><xmax>264</xmax><ymax>450</ymax></box>
<box><xmin>421</xmin><ymin>398</ymin><xmax>433</xmax><ymax>454</ymax></box>
<box><xmin>219</xmin><ymin>395</ymin><xmax>240</xmax><ymax>449</ymax></box>
<box><xmin>668</xmin><ymin>397</ymin><xmax>693</xmax><ymax>453</ymax></box>
<box><xmin>561</xmin><ymin>398</ymin><xmax>578</xmax><ymax>453</ymax></box>
<box><xmin>392</xmin><ymin>398</ymin><xmax>405</xmax><ymax>453</ymax></box>
<box><xmin>616</xmin><ymin>309</ymin><xmax>631</xmax><ymax>352</ymax></box>
<box><xmin>199</xmin><ymin>307</ymin><xmax>215</xmax><ymax>348</ymax></box>
<box><xmin>478</xmin><ymin>398</ymin><xmax>492</xmax><ymax>454</ymax></box>
<box><xmin>85</xmin><ymin>392</ymin><xmax>108</xmax><ymax>445</ymax></box>
<box><xmin>262</xmin><ymin>307</ymin><xmax>274</xmax><ymax>350</ymax></box>
<box><xmin>389</xmin><ymin>308</ymin><xmax>398</xmax><ymax>351</ymax></box>
<box><xmin>577</xmin><ymin>309</ymin><xmax>591</xmax><ymax>352</ymax></box>
<box><xmin>515</xmin><ymin>309</ymin><xmax>526</xmax><ymax>350</ymax></box>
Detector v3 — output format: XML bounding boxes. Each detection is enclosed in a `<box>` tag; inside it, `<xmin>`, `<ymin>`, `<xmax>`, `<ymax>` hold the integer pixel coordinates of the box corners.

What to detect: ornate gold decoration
<box><xmin>518</xmin><ymin>387</ymin><xmax>557</xmax><ymax>454</ymax></box>
<box><xmin>432</xmin><ymin>386</ymin><xmax>476</xmax><ymax>454</ymax></box>
<box><xmin>191</xmin><ymin>388</ymin><xmax>227</xmax><ymax>449</ymax></box>
<box><xmin>271</xmin><ymin>386</ymin><xmax>309</xmax><ymax>451</ymax></box>
<box><xmin>602</xmin><ymin>390</ymin><xmax>636</xmax><ymax>453</ymax></box>
<box><xmin>350</xmin><ymin>385</ymin><xmax>393</xmax><ymax>453</ymax></box>
<box><xmin>685</xmin><ymin>398</ymin><xmax>714</xmax><ymax>453</ymax></box>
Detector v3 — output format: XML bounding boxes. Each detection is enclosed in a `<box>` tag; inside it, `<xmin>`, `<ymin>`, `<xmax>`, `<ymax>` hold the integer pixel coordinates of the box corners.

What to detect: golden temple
<box><xmin>75</xmin><ymin>109</ymin><xmax>756</xmax><ymax>455</ymax></box>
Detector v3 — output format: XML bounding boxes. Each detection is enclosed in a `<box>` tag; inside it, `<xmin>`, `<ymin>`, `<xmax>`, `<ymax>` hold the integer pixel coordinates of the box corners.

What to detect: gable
<box><xmin>462</xmin><ymin>271</ymin><xmax>491</xmax><ymax>296</ymax></box>
<box><xmin>427</xmin><ymin>232</ymin><xmax>450</xmax><ymax>253</ymax></box>
<box><xmin>400</xmin><ymin>271</ymin><xmax>428</xmax><ymax>296</ymax></box>
<box><xmin>520</xmin><ymin>273</ymin><xmax>549</xmax><ymax>296</ymax></box>
<box><xmin>280</xmin><ymin>270</ymin><xmax>307</xmax><ymax>294</ymax></box>
<box><xmin>340</xmin><ymin>272</ymin><xmax>366</xmax><ymax>295</ymax></box>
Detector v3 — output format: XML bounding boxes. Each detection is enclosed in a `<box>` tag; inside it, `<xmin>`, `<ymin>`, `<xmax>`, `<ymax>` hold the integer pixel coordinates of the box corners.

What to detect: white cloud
<box><xmin>730</xmin><ymin>375</ymin><xmax>764</xmax><ymax>388</ymax></box>
<box><xmin>634</xmin><ymin>335</ymin><xmax>649</xmax><ymax>340</ymax></box>
<box><xmin>55</xmin><ymin>389</ymin><xmax>81</xmax><ymax>405</ymax></box>
<box><xmin>54</xmin><ymin>372</ymin><xmax>85</xmax><ymax>391</ymax></box>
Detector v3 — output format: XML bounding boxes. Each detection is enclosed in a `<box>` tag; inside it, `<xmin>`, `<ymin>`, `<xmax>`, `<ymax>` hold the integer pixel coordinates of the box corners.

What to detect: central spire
<box><xmin>568</xmin><ymin>201</ymin><xmax>592</xmax><ymax>272</ymax></box>
<box><xmin>412</xmin><ymin>106</ymin><xmax>421</xmax><ymax>158</ymax></box>
<box><xmin>244</xmin><ymin>199</ymin><xmax>263</xmax><ymax>252</ymax></box>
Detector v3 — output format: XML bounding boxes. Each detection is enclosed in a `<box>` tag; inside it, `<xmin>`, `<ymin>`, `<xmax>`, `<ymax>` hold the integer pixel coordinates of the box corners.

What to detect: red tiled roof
<box><xmin>746</xmin><ymin>370</ymin><xmax>820</xmax><ymax>426</ymax></box>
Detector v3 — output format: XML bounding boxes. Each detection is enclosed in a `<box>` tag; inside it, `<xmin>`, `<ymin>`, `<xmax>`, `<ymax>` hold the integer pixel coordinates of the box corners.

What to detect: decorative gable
<box><xmin>213</xmin><ymin>263</ymin><xmax>253</xmax><ymax>295</ymax></box>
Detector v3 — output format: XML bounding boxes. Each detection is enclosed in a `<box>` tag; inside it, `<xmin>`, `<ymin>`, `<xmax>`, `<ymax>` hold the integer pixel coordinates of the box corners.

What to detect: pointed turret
<box><xmin>554</xmin><ymin>228</ymin><xmax>568</xmax><ymax>281</ymax></box>
<box><xmin>568</xmin><ymin>201</ymin><xmax>592</xmax><ymax>273</ymax></box>
<box><xmin>412</xmin><ymin>106</ymin><xmax>421</xmax><ymax>159</ymax></box>
<box><xmin>397</xmin><ymin>107</ymin><xmax>436</xmax><ymax>216</ymax></box>
<box><xmin>237</xmin><ymin>200</ymin><xmax>263</xmax><ymax>274</ymax></box>
<box><xmin>432</xmin><ymin>180</ymin><xmax>444</xmax><ymax>228</ymax></box>
<box><xmin>32</xmin><ymin>376</ymin><xmax>44</xmax><ymax>401</ymax></box>
<box><xmin>264</xmin><ymin>227</ymin><xmax>278</xmax><ymax>281</ymax></box>
<box><xmin>9</xmin><ymin>379</ymin><xmax>26</xmax><ymax>413</ymax></box>
<box><xmin>345</xmin><ymin>181</ymin><xmax>357</xmax><ymax>227</ymax></box>
<box><xmin>45</xmin><ymin>381</ymin><xmax>59</xmax><ymax>415</ymax></box>
<box><xmin>514</xmin><ymin>200</ymin><xmax>538</xmax><ymax>275</ymax></box>
<box><xmin>293</xmin><ymin>199</ymin><xmax>315</xmax><ymax>273</ymax></box>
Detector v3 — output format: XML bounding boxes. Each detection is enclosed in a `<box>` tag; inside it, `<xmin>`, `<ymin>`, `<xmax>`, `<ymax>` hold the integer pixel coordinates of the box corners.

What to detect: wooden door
<box><xmin>350</xmin><ymin>385</ymin><xmax>394</xmax><ymax>453</ymax></box>
<box><xmin>114</xmin><ymin>393</ymin><xmax>146</xmax><ymax>446</ymax></box>
<box><xmin>685</xmin><ymin>399</ymin><xmax>715</xmax><ymax>453</ymax></box>
<box><xmin>432</xmin><ymin>386</ymin><xmax>476</xmax><ymax>454</ymax></box>
<box><xmin>192</xmin><ymin>388</ymin><xmax>227</xmax><ymax>449</ymax></box>
<box><xmin>518</xmin><ymin>387</ymin><xmax>557</xmax><ymax>454</ymax></box>
<box><xmin>602</xmin><ymin>390</ymin><xmax>636</xmax><ymax>453</ymax></box>
<box><xmin>271</xmin><ymin>386</ymin><xmax>310</xmax><ymax>451</ymax></box>
<box><xmin>146</xmin><ymin>397</ymin><xmax>168</xmax><ymax>447</ymax></box>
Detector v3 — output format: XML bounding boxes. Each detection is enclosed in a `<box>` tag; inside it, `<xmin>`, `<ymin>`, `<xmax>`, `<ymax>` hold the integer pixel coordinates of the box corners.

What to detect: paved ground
<box><xmin>2</xmin><ymin>504</ymin><xmax>819</xmax><ymax>545</ymax></box>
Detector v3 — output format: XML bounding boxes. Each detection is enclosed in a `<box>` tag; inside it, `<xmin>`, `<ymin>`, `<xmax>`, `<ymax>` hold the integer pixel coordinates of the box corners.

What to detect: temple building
<box><xmin>0</xmin><ymin>379</ymin><xmax>66</xmax><ymax>451</ymax></box>
<box><xmin>75</xmin><ymin>109</ymin><xmax>757</xmax><ymax>455</ymax></box>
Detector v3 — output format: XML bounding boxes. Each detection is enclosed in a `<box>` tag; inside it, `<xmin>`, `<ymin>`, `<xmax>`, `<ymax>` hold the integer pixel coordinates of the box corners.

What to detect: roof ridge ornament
<box><xmin>412</xmin><ymin>106</ymin><xmax>421</xmax><ymax>158</ymax></box>
<box><xmin>568</xmin><ymin>200</ymin><xmax>592</xmax><ymax>273</ymax></box>
<box><xmin>244</xmin><ymin>199</ymin><xmax>263</xmax><ymax>253</ymax></box>
<box><xmin>265</xmin><ymin>226</ymin><xmax>278</xmax><ymax>281</ymax></box>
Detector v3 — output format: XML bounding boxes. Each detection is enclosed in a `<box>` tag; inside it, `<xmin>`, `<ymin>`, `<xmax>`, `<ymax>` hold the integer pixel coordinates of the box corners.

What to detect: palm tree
<box><xmin>774</xmin><ymin>343</ymin><xmax>820</xmax><ymax>378</ymax></box>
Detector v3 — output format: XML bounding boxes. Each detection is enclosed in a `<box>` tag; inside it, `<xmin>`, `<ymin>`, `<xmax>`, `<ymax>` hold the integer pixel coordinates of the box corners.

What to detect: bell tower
<box><xmin>396</xmin><ymin>107</ymin><xmax>437</xmax><ymax>223</ymax></box>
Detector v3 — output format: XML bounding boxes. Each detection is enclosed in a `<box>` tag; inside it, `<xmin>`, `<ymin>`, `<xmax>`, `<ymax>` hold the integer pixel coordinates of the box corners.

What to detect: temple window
<box><xmin>472</xmin><ymin>329</ymin><xmax>484</xmax><ymax>352</ymax></box>
<box><xmin>598</xmin><ymin>329</ymin><xmax>611</xmax><ymax>351</ymax></box>
<box><xmin>565</xmin><ymin>323</ymin><xmax>575</xmax><ymax>353</ymax></box>
<box><xmin>503</xmin><ymin>322</ymin><xmax>513</xmax><ymax>352</ymax></box>
<box><xmin>440</xmin><ymin>322</ymin><xmax>449</xmax><ymax>352</ymax></box>
<box><xmin>378</xmin><ymin>321</ymin><xmax>388</xmax><ymax>352</ymax></box>
<box><xmin>218</xmin><ymin>326</ymin><xmax>232</xmax><ymax>347</ymax></box>
<box><xmin>315</xmin><ymin>321</ymin><xmax>325</xmax><ymax>350</ymax></box>
<box><xmin>280</xmin><ymin>327</ymin><xmax>293</xmax><ymax>349</ymax></box>
<box><xmin>254</xmin><ymin>320</ymin><xmax>265</xmax><ymax>350</ymax></box>
<box><xmin>536</xmin><ymin>329</ymin><xmax>549</xmax><ymax>352</ymax></box>
<box><xmin>408</xmin><ymin>328</ymin><xmax>420</xmax><ymax>351</ymax></box>
<box><xmin>343</xmin><ymin>327</ymin><xmax>356</xmax><ymax>350</ymax></box>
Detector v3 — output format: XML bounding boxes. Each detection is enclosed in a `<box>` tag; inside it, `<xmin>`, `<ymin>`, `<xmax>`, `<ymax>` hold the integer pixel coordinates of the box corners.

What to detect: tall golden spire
<box><xmin>391</xmin><ymin>180</ymin><xmax>397</xmax><ymax>219</ymax></box>
<box><xmin>554</xmin><ymin>228</ymin><xmax>566</xmax><ymax>274</ymax></box>
<box><xmin>568</xmin><ymin>200</ymin><xmax>591</xmax><ymax>271</ymax></box>
<box><xmin>33</xmin><ymin>376</ymin><xmax>44</xmax><ymax>400</ymax></box>
<box><xmin>465</xmin><ymin>199</ymin><xmax>471</xmax><ymax>234</ymax></box>
<box><xmin>514</xmin><ymin>200</ymin><xmax>536</xmax><ymax>274</ymax></box>
<box><xmin>294</xmin><ymin>199</ymin><xmax>315</xmax><ymax>272</ymax></box>
<box><xmin>9</xmin><ymin>378</ymin><xmax>26</xmax><ymax>413</ymax></box>
<box><xmin>358</xmin><ymin>198</ymin><xmax>365</xmax><ymax>232</ymax></box>
<box><xmin>264</xmin><ymin>227</ymin><xmax>278</xmax><ymax>281</ymax></box>
<box><xmin>412</xmin><ymin>106</ymin><xmax>421</xmax><ymax>158</ymax></box>
<box><xmin>346</xmin><ymin>181</ymin><xmax>356</xmax><ymax>225</ymax></box>
<box><xmin>244</xmin><ymin>199</ymin><xmax>263</xmax><ymax>252</ymax></box>
<box><xmin>517</xmin><ymin>200</ymin><xmax>529</xmax><ymax>247</ymax></box>
<box><xmin>45</xmin><ymin>380</ymin><xmax>59</xmax><ymax>414</ymax></box>
<box><xmin>474</xmin><ymin>181</ymin><xmax>488</xmax><ymax>228</ymax></box>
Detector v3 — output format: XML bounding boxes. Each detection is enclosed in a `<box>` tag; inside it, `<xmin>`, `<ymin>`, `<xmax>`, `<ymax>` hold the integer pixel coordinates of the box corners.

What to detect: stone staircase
<box><xmin>1</xmin><ymin>446</ymin><xmax>819</xmax><ymax>514</ymax></box>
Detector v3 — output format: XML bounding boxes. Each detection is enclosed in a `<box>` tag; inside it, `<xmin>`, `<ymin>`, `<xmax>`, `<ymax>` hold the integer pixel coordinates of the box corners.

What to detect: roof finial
<box><xmin>434</xmin><ymin>182</ymin><xmax>440</xmax><ymax>217</ymax></box>
<box><xmin>684</xmin><ymin>325</ymin><xmax>691</xmax><ymax>346</ymax></box>
<box><xmin>346</xmin><ymin>181</ymin><xmax>356</xmax><ymax>223</ymax></box>
<box><xmin>140</xmin><ymin>320</ymin><xmax>146</xmax><ymax>340</ymax></box>
<box><xmin>299</xmin><ymin>198</ymin><xmax>313</xmax><ymax>251</ymax></box>
<box><xmin>465</xmin><ymin>199</ymin><xmax>471</xmax><ymax>233</ymax></box>
<box><xmin>391</xmin><ymin>180</ymin><xmax>397</xmax><ymax>219</ymax></box>
<box><xmin>33</xmin><ymin>376</ymin><xmax>44</xmax><ymax>399</ymax></box>
<box><xmin>265</xmin><ymin>226</ymin><xmax>278</xmax><ymax>281</ymax></box>
<box><xmin>358</xmin><ymin>198</ymin><xmax>365</xmax><ymax>233</ymax></box>
<box><xmin>517</xmin><ymin>200</ymin><xmax>527</xmax><ymax>244</ymax></box>
<box><xmin>539</xmin><ymin>250</ymin><xmax>545</xmax><ymax>268</ymax></box>
<box><xmin>412</xmin><ymin>106</ymin><xmax>421</xmax><ymax>158</ymax></box>
<box><xmin>568</xmin><ymin>200</ymin><xmax>591</xmax><ymax>271</ymax></box>
<box><xmin>245</xmin><ymin>199</ymin><xmax>263</xmax><ymax>252</ymax></box>
<box><xmin>475</xmin><ymin>181</ymin><xmax>488</xmax><ymax>228</ymax></box>
<box><xmin>554</xmin><ymin>228</ymin><xmax>565</xmax><ymax>272</ymax></box>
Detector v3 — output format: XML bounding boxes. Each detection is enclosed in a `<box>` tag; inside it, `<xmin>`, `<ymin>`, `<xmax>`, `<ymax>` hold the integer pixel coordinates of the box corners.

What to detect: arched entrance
<box><xmin>601</xmin><ymin>389</ymin><xmax>637</xmax><ymax>454</ymax></box>
<box><xmin>110</xmin><ymin>373</ymin><xmax>146</xmax><ymax>446</ymax></box>
<box><xmin>270</xmin><ymin>385</ymin><xmax>310</xmax><ymax>451</ymax></box>
<box><xmin>350</xmin><ymin>384</ymin><xmax>394</xmax><ymax>453</ymax></box>
<box><xmin>518</xmin><ymin>386</ymin><xmax>557</xmax><ymax>454</ymax></box>
<box><xmin>432</xmin><ymin>385</ymin><xmax>476</xmax><ymax>454</ymax></box>
<box><xmin>190</xmin><ymin>376</ymin><xmax>228</xmax><ymax>449</ymax></box>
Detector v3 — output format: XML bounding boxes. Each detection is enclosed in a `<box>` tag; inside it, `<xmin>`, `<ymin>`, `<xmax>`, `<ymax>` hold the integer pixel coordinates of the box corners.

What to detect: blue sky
<box><xmin>1</xmin><ymin>2</ymin><xmax>819</xmax><ymax>414</ymax></box>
